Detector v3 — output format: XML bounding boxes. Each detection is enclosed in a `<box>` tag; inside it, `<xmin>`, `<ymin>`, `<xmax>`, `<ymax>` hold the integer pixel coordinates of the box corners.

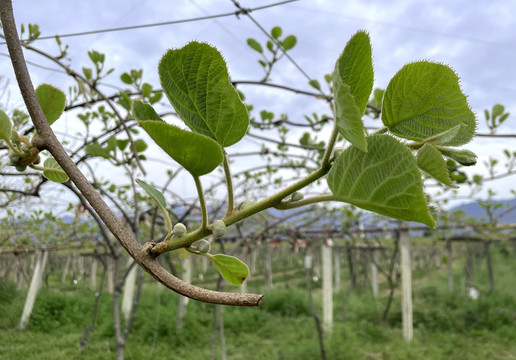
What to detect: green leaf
<box><xmin>42</xmin><ymin>158</ymin><xmax>68</xmax><ymax>183</ymax></box>
<box><xmin>309</xmin><ymin>79</ymin><xmax>321</xmax><ymax>90</ymax></box>
<box><xmin>133</xmin><ymin>100</ymin><xmax>162</xmax><ymax>121</ymax></box>
<box><xmin>327</xmin><ymin>134</ymin><xmax>435</xmax><ymax>227</ymax></box>
<box><xmin>142</xmin><ymin>83</ymin><xmax>153</xmax><ymax>98</ymax></box>
<box><xmin>35</xmin><ymin>84</ymin><xmax>66</xmax><ymax>125</ymax></box>
<box><xmin>120</xmin><ymin>72</ymin><xmax>133</xmax><ymax>84</ymax></box>
<box><xmin>423</xmin><ymin>124</ymin><xmax>463</xmax><ymax>146</ymax></box>
<box><xmin>382</xmin><ymin>61</ymin><xmax>476</xmax><ymax>146</ymax></box>
<box><xmin>85</xmin><ymin>143</ymin><xmax>111</xmax><ymax>159</ymax></box>
<box><xmin>208</xmin><ymin>253</ymin><xmax>249</xmax><ymax>286</ymax></box>
<box><xmin>136</xmin><ymin>179</ymin><xmax>166</xmax><ymax>209</ymax></box>
<box><xmin>246</xmin><ymin>38</ymin><xmax>263</xmax><ymax>53</ymax></box>
<box><xmin>333</xmin><ymin>84</ymin><xmax>367</xmax><ymax>152</ymax></box>
<box><xmin>139</xmin><ymin>120</ymin><xmax>223</xmax><ymax>176</ymax></box>
<box><xmin>82</xmin><ymin>67</ymin><xmax>92</xmax><ymax>80</ymax></box>
<box><xmin>0</xmin><ymin>110</ymin><xmax>12</xmax><ymax>142</ymax></box>
<box><xmin>117</xmin><ymin>139</ymin><xmax>129</xmax><ymax>151</ymax></box>
<box><xmin>282</xmin><ymin>35</ymin><xmax>297</xmax><ymax>50</ymax></box>
<box><xmin>417</xmin><ymin>143</ymin><xmax>456</xmax><ymax>188</ymax></box>
<box><xmin>334</xmin><ymin>30</ymin><xmax>374</xmax><ymax>114</ymax></box>
<box><xmin>438</xmin><ymin>147</ymin><xmax>477</xmax><ymax>166</ymax></box>
<box><xmin>332</xmin><ymin>30</ymin><xmax>373</xmax><ymax>152</ymax></box>
<box><xmin>106</xmin><ymin>135</ymin><xmax>117</xmax><ymax>153</ymax></box>
<box><xmin>134</xmin><ymin>139</ymin><xmax>147</xmax><ymax>152</ymax></box>
<box><xmin>492</xmin><ymin>104</ymin><xmax>504</xmax><ymax>119</ymax></box>
<box><xmin>159</xmin><ymin>42</ymin><xmax>249</xmax><ymax>147</ymax></box>
<box><xmin>271</xmin><ymin>26</ymin><xmax>282</xmax><ymax>39</ymax></box>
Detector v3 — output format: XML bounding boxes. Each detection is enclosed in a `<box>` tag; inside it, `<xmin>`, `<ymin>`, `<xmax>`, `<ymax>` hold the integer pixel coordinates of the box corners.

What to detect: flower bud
<box><xmin>212</xmin><ymin>219</ymin><xmax>226</xmax><ymax>238</ymax></box>
<box><xmin>15</xmin><ymin>165</ymin><xmax>27</xmax><ymax>172</ymax></box>
<box><xmin>191</xmin><ymin>239</ymin><xmax>211</xmax><ymax>254</ymax></box>
<box><xmin>173</xmin><ymin>223</ymin><xmax>187</xmax><ymax>237</ymax></box>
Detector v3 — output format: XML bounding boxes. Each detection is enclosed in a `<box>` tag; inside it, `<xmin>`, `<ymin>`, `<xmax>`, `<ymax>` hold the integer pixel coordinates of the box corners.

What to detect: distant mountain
<box><xmin>449</xmin><ymin>198</ymin><xmax>516</xmax><ymax>224</ymax></box>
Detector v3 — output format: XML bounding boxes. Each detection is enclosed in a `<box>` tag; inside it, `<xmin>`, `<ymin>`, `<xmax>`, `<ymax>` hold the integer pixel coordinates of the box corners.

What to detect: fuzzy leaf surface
<box><xmin>417</xmin><ymin>143</ymin><xmax>456</xmax><ymax>187</ymax></box>
<box><xmin>133</xmin><ymin>100</ymin><xmax>162</xmax><ymax>121</ymax></box>
<box><xmin>139</xmin><ymin>120</ymin><xmax>222</xmax><ymax>176</ymax></box>
<box><xmin>382</xmin><ymin>61</ymin><xmax>475</xmax><ymax>146</ymax></box>
<box><xmin>333</xmin><ymin>30</ymin><xmax>373</xmax><ymax>152</ymax></box>
<box><xmin>327</xmin><ymin>134</ymin><xmax>435</xmax><ymax>227</ymax></box>
<box><xmin>159</xmin><ymin>42</ymin><xmax>248</xmax><ymax>147</ymax></box>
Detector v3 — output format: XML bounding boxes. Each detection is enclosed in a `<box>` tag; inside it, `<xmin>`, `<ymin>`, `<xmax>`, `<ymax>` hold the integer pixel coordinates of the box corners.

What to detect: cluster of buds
<box><xmin>7</xmin><ymin>131</ymin><xmax>40</xmax><ymax>171</ymax></box>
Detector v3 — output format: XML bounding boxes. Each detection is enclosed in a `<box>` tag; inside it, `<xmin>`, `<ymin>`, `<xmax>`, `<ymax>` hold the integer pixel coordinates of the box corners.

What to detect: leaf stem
<box><xmin>222</xmin><ymin>152</ymin><xmax>234</xmax><ymax>217</ymax></box>
<box><xmin>274</xmin><ymin>195</ymin><xmax>341</xmax><ymax>210</ymax></box>
<box><xmin>320</xmin><ymin>111</ymin><xmax>339</xmax><ymax>167</ymax></box>
<box><xmin>152</xmin><ymin>166</ymin><xmax>328</xmax><ymax>253</ymax></box>
<box><xmin>194</xmin><ymin>175</ymin><xmax>208</xmax><ymax>231</ymax></box>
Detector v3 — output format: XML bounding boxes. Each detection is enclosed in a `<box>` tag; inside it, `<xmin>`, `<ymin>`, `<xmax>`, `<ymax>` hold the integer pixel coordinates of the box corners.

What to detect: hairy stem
<box><xmin>222</xmin><ymin>153</ymin><xmax>234</xmax><ymax>217</ymax></box>
<box><xmin>0</xmin><ymin>0</ymin><xmax>262</xmax><ymax>306</ymax></box>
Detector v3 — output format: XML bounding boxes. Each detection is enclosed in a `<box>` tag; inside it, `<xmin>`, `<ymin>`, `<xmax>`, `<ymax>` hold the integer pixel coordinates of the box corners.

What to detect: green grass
<box><xmin>1</xmin><ymin>247</ymin><xmax>515</xmax><ymax>359</ymax></box>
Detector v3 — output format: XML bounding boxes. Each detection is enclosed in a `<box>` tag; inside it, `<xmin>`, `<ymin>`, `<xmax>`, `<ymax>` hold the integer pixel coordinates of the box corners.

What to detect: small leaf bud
<box><xmin>212</xmin><ymin>219</ymin><xmax>226</xmax><ymax>238</ymax></box>
<box><xmin>333</xmin><ymin>147</ymin><xmax>345</xmax><ymax>159</ymax></box>
<box><xmin>191</xmin><ymin>239</ymin><xmax>211</xmax><ymax>254</ymax></box>
<box><xmin>291</xmin><ymin>192</ymin><xmax>304</xmax><ymax>201</ymax></box>
<box><xmin>15</xmin><ymin>165</ymin><xmax>27</xmax><ymax>172</ymax></box>
<box><xmin>173</xmin><ymin>223</ymin><xmax>187</xmax><ymax>237</ymax></box>
<box><xmin>237</xmin><ymin>200</ymin><xmax>253</xmax><ymax>211</ymax></box>
<box><xmin>440</xmin><ymin>148</ymin><xmax>477</xmax><ymax>166</ymax></box>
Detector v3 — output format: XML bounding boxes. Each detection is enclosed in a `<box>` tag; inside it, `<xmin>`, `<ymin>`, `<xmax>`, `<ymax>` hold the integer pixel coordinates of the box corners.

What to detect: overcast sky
<box><xmin>2</xmin><ymin>0</ymin><xmax>516</xmax><ymax>210</ymax></box>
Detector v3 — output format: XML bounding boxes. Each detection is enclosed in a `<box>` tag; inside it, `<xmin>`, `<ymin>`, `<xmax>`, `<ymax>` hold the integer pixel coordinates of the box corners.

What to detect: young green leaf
<box><xmin>42</xmin><ymin>158</ymin><xmax>69</xmax><ymax>183</ymax></box>
<box><xmin>334</xmin><ymin>30</ymin><xmax>374</xmax><ymax>114</ymax></box>
<box><xmin>333</xmin><ymin>30</ymin><xmax>373</xmax><ymax>152</ymax></box>
<box><xmin>417</xmin><ymin>143</ymin><xmax>457</xmax><ymax>188</ymax></box>
<box><xmin>35</xmin><ymin>84</ymin><xmax>66</xmax><ymax>125</ymax></box>
<box><xmin>139</xmin><ymin>120</ymin><xmax>223</xmax><ymax>176</ymax></box>
<box><xmin>382</xmin><ymin>61</ymin><xmax>476</xmax><ymax>146</ymax></box>
<box><xmin>438</xmin><ymin>147</ymin><xmax>477</xmax><ymax>166</ymax></box>
<box><xmin>0</xmin><ymin>110</ymin><xmax>12</xmax><ymax>142</ymax></box>
<box><xmin>85</xmin><ymin>143</ymin><xmax>111</xmax><ymax>159</ymax></box>
<box><xmin>327</xmin><ymin>134</ymin><xmax>435</xmax><ymax>227</ymax></box>
<box><xmin>308</xmin><ymin>79</ymin><xmax>321</xmax><ymax>90</ymax></box>
<box><xmin>271</xmin><ymin>26</ymin><xmax>282</xmax><ymax>39</ymax></box>
<box><xmin>158</xmin><ymin>42</ymin><xmax>249</xmax><ymax>147</ymax></box>
<box><xmin>247</xmin><ymin>38</ymin><xmax>263</xmax><ymax>54</ymax></box>
<box><xmin>333</xmin><ymin>84</ymin><xmax>367</xmax><ymax>152</ymax></box>
<box><xmin>282</xmin><ymin>35</ymin><xmax>297</xmax><ymax>50</ymax></box>
<box><xmin>207</xmin><ymin>253</ymin><xmax>249</xmax><ymax>286</ymax></box>
<box><xmin>136</xmin><ymin>179</ymin><xmax>167</xmax><ymax>209</ymax></box>
<box><xmin>133</xmin><ymin>100</ymin><xmax>162</xmax><ymax>122</ymax></box>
